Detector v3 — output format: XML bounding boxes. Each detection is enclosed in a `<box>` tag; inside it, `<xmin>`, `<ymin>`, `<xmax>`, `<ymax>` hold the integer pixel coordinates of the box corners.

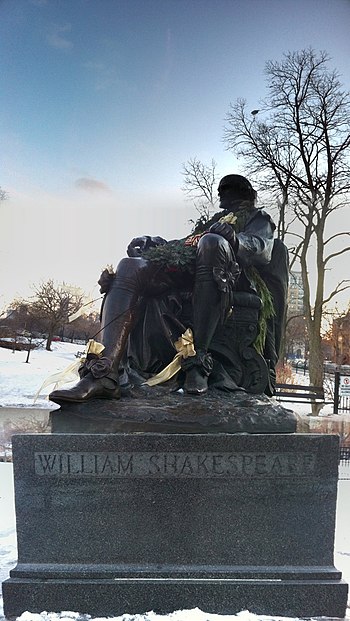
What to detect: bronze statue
<box><xmin>50</xmin><ymin>175</ymin><xmax>288</xmax><ymax>404</ymax></box>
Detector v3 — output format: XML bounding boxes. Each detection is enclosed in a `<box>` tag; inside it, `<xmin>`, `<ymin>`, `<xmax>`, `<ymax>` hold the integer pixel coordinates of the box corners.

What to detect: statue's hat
<box><xmin>218</xmin><ymin>174</ymin><xmax>253</xmax><ymax>191</ymax></box>
<box><xmin>218</xmin><ymin>174</ymin><xmax>256</xmax><ymax>200</ymax></box>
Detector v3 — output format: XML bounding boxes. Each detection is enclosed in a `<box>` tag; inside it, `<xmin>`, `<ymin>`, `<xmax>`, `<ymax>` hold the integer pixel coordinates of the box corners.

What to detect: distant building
<box><xmin>332</xmin><ymin>312</ymin><xmax>350</xmax><ymax>364</ymax></box>
<box><xmin>285</xmin><ymin>271</ymin><xmax>306</xmax><ymax>359</ymax></box>
<box><xmin>288</xmin><ymin>271</ymin><xmax>304</xmax><ymax>314</ymax></box>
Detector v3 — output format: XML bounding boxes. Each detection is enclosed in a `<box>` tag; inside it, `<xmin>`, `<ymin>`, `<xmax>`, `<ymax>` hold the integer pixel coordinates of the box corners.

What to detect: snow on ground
<box><xmin>0</xmin><ymin>343</ymin><xmax>350</xmax><ymax>619</ymax></box>
<box><xmin>0</xmin><ymin>342</ymin><xmax>85</xmax><ymax>408</ymax></box>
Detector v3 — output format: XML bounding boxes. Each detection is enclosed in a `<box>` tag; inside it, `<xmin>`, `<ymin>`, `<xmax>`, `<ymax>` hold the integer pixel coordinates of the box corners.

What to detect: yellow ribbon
<box><xmin>144</xmin><ymin>328</ymin><xmax>196</xmax><ymax>387</ymax></box>
<box><xmin>85</xmin><ymin>339</ymin><xmax>105</xmax><ymax>356</ymax></box>
<box><xmin>34</xmin><ymin>339</ymin><xmax>105</xmax><ymax>402</ymax></box>
<box><xmin>68</xmin><ymin>298</ymin><xmax>96</xmax><ymax>322</ymax></box>
<box><xmin>184</xmin><ymin>214</ymin><xmax>237</xmax><ymax>248</ymax></box>
<box><xmin>219</xmin><ymin>213</ymin><xmax>237</xmax><ymax>225</ymax></box>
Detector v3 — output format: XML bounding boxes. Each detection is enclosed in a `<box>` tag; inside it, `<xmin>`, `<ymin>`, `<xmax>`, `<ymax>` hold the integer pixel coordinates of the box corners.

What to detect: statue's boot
<box><xmin>183</xmin><ymin>236</ymin><xmax>222</xmax><ymax>395</ymax></box>
<box><xmin>48</xmin><ymin>372</ymin><xmax>121</xmax><ymax>403</ymax></box>
<box><xmin>183</xmin><ymin>275</ymin><xmax>217</xmax><ymax>395</ymax></box>
<box><xmin>49</xmin><ymin>258</ymin><xmax>148</xmax><ymax>403</ymax></box>
<box><xmin>183</xmin><ymin>234</ymin><xmax>239</xmax><ymax>395</ymax></box>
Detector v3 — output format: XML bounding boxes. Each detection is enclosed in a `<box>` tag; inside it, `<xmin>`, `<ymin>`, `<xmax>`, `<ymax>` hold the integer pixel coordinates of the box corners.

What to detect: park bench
<box><xmin>274</xmin><ymin>382</ymin><xmax>325</xmax><ymax>404</ymax></box>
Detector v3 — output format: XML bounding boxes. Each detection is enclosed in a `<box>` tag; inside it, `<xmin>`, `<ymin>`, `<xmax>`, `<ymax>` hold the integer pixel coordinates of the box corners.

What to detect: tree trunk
<box><xmin>308</xmin><ymin>326</ymin><xmax>324</xmax><ymax>415</ymax></box>
<box><xmin>279</xmin><ymin>329</ymin><xmax>287</xmax><ymax>364</ymax></box>
<box><xmin>46</xmin><ymin>329</ymin><xmax>54</xmax><ymax>351</ymax></box>
<box><xmin>308</xmin><ymin>222</ymin><xmax>326</xmax><ymax>415</ymax></box>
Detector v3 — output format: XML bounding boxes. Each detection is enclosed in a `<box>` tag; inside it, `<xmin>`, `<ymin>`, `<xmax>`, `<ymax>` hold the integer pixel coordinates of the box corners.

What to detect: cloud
<box><xmin>47</xmin><ymin>24</ymin><xmax>73</xmax><ymax>50</ymax></box>
<box><xmin>74</xmin><ymin>177</ymin><xmax>111</xmax><ymax>193</ymax></box>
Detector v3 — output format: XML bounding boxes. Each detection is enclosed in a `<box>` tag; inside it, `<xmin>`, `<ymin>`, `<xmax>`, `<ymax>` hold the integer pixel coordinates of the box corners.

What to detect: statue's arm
<box><xmin>98</xmin><ymin>237</ymin><xmax>168</xmax><ymax>293</ymax></box>
<box><xmin>207</xmin><ymin>221</ymin><xmax>236</xmax><ymax>245</ymax></box>
<box><xmin>236</xmin><ymin>212</ymin><xmax>275</xmax><ymax>267</ymax></box>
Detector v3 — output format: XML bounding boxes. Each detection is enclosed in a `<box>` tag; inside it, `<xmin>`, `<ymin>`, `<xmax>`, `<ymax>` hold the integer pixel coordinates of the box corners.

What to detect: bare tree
<box><xmin>0</xmin><ymin>186</ymin><xmax>8</xmax><ymax>204</ymax></box>
<box><xmin>0</xmin><ymin>301</ymin><xmax>36</xmax><ymax>344</ymax></box>
<box><xmin>224</xmin><ymin>49</ymin><xmax>350</xmax><ymax>409</ymax></box>
<box><xmin>182</xmin><ymin>157</ymin><xmax>219</xmax><ymax>228</ymax></box>
<box><xmin>27</xmin><ymin>280</ymin><xmax>84</xmax><ymax>351</ymax></box>
<box><xmin>63</xmin><ymin>311</ymin><xmax>100</xmax><ymax>343</ymax></box>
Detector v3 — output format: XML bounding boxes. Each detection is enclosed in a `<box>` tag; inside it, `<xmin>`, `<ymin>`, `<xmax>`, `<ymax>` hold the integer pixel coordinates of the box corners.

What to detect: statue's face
<box><xmin>218</xmin><ymin>183</ymin><xmax>240</xmax><ymax>211</ymax></box>
<box><xmin>218</xmin><ymin>175</ymin><xmax>255</xmax><ymax>211</ymax></box>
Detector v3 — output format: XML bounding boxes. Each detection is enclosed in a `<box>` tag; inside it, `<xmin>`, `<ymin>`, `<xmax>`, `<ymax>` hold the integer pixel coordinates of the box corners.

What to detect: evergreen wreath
<box><xmin>143</xmin><ymin>240</ymin><xmax>196</xmax><ymax>273</ymax></box>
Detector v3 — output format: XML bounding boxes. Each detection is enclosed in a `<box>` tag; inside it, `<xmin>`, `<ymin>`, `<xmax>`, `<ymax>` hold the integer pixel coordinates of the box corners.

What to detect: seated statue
<box><xmin>50</xmin><ymin>174</ymin><xmax>288</xmax><ymax>404</ymax></box>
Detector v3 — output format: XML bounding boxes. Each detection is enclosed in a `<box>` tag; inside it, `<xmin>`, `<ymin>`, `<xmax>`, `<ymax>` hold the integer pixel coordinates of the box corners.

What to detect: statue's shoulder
<box><xmin>248</xmin><ymin>208</ymin><xmax>276</xmax><ymax>231</ymax></box>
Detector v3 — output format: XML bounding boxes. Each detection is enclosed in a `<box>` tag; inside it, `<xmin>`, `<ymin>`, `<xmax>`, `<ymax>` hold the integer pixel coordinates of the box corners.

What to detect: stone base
<box><xmin>4</xmin><ymin>577</ymin><xmax>348</xmax><ymax>618</ymax></box>
<box><xmin>50</xmin><ymin>385</ymin><xmax>297</xmax><ymax>434</ymax></box>
<box><xmin>3</xmin><ymin>432</ymin><xmax>348</xmax><ymax>618</ymax></box>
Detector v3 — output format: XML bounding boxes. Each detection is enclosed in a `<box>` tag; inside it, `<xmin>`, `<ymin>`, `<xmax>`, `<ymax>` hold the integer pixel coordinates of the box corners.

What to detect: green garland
<box><xmin>247</xmin><ymin>266</ymin><xmax>276</xmax><ymax>354</ymax></box>
<box><xmin>143</xmin><ymin>208</ymin><xmax>253</xmax><ymax>272</ymax></box>
<box><xmin>143</xmin><ymin>240</ymin><xmax>197</xmax><ymax>273</ymax></box>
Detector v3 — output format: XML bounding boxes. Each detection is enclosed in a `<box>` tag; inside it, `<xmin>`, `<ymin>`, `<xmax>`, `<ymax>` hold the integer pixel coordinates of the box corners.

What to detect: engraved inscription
<box><xmin>35</xmin><ymin>452</ymin><xmax>133</xmax><ymax>476</ymax></box>
<box><xmin>34</xmin><ymin>451</ymin><xmax>316</xmax><ymax>478</ymax></box>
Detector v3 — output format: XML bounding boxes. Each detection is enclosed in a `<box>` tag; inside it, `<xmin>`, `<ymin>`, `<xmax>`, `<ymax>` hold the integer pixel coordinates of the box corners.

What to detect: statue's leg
<box><xmin>49</xmin><ymin>258</ymin><xmax>156</xmax><ymax>403</ymax></box>
<box><xmin>183</xmin><ymin>233</ymin><xmax>239</xmax><ymax>395</ymax></box>
<box><xmin>99</xmin><ymin>258</ymin><xmax>145</xmax><ymax>362</ymax></box>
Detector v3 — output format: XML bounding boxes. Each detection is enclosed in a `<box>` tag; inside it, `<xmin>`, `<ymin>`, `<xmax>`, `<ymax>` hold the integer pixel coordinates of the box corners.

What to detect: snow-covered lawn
<box><xmin>0</xmin><ymin>342</ymin><xmax>84</xmax><ymax>409</ymax></box>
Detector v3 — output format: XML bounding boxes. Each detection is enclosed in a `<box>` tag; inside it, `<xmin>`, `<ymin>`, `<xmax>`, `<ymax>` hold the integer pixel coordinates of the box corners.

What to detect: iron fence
<box><xmin>334</xmin><ymin>371</ymin><xmax>350</xmax><ymax>413</ymax></box>
<box><xmin>340</xmin><ymin>446</ymin><xmax>350</xmax><ymax>463</ymax></box>
<box><xmin>339</xmin><ymin>446</ymin><xmax>350</xmax><ymax>480</ymax></box>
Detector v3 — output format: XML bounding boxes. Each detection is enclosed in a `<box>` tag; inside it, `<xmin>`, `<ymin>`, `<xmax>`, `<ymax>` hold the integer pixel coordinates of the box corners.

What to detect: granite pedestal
<box><xmin>3</xmin><ymin>432</ymin><xmax>348</xmax><ymax>618</ymax></box>
<box><xmin>49</xmin><ymin>386</ymin><xmax>298</xmax><ymax>434</ymax></box>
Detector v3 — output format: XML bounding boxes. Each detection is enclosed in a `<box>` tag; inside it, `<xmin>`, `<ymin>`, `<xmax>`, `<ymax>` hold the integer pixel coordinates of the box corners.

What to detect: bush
<box><xmin>276</xmin><ymin>362</ymin><xmax>297</xmax><ymax>384</ymax></box>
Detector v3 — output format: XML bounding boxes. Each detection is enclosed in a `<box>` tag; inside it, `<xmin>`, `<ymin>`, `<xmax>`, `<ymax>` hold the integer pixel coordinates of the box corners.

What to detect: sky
<box><xmin>1</xmin><ymin>0</ymin><xmax>350</xmax><ymax>310</ymax></box>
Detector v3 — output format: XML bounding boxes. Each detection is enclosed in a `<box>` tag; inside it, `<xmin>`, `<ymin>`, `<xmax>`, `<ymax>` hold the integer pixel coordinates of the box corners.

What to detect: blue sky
<box><xmin>1</xmin><ymin>0</ymin><xmax>350</xmax><ymax>306</ymax></box>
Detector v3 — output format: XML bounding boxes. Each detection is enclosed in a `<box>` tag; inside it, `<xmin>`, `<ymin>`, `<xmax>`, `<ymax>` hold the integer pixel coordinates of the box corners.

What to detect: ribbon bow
<box><xmin>34</xmin><ymin>339</ymin><xmax>105</xmax><ymax>402</ymax></box>
<box><xmin>145</xmin><ymin>328</ymin><xmax>196</xmax><ymax>387</ymax></box>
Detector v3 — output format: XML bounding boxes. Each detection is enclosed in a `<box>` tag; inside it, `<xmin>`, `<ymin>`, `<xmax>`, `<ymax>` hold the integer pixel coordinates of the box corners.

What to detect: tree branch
<box><xmin>323</xmin><ymin>280</ymin><xmax>350</xmax><ymax>305</ymax></box>
<box><xmin>324</xmin><ymin>232</ymin><xmax>350</xmax><ymax>246</ymax></box>
<box><xmin>324</xmin><ymin>246</ymin><xmax>350</xmax><ymax>266</ymax></box>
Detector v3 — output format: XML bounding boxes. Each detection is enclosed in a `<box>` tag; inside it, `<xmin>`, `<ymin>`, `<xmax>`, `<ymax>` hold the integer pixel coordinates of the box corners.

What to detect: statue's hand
<box><xmin>98</xmin><ymin>269</ymin><xmax>115</xmax><ymax>294</ymax></box>
<box><xmin>127</xmin><ymin>236</ymin><xmax>150</xmax><ymax>257</ymax></box>
<box><xmin>208</xmin><ymin>222</ymin><xmax>236</xmax><ymax>245</ymax></box>
<box><xmin>127</xmin><ymin>235</ymin><xmax>167</xmax><ymax>257</ymax></box>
